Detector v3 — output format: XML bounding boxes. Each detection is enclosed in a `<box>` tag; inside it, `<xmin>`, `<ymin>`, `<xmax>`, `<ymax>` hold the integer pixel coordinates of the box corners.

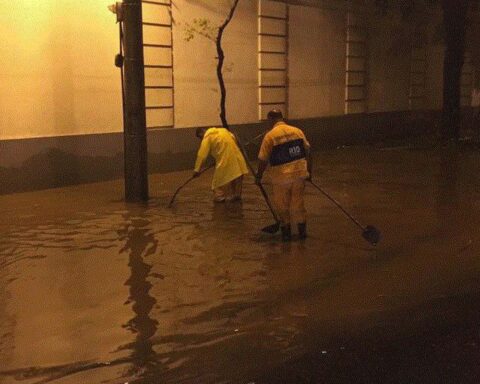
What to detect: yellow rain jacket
<box><xmin>194</xmin><ymin>127</ymin><xmax>249</xmax><ymax>190</ymax></box>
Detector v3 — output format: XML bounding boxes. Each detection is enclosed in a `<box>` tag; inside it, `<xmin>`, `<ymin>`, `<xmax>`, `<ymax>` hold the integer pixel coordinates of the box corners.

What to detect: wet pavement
<box><xmin>1</xmin><ymin>145</ymin><xmax>480</xmax><ymax>383</ymax></box>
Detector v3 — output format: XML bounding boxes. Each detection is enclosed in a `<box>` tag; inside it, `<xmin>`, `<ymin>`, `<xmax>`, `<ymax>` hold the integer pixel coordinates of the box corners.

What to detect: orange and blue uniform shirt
<box><xmin>258</xmin><ymin>122</ymin><xmax>310</xmax><ymax>184</ymax></box>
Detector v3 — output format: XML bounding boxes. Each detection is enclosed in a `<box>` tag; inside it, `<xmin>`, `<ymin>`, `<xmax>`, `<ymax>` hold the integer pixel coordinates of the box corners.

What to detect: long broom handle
<box><xmin>231</xmin><ymin>131</ymin><xmax>280</xmax><ymax>223</ymax></box>
<box><xmin>256</xmin><ymin>178</ymin><xmax>280</xmax><ymax>222</ymax></box>
<box><xmin>308</xmin><ymin>180</ymin><xmax>365</xmax><ymax>231</ymax></box>
<box><xmin>168</xmin><ymin>164</ymin><xmax>214</xmax><ymax>207</ymax></box>
<box><xmin>244</xmin><ymin>132</ymin><xmax>265</xmax><ymax>147</ymax></box>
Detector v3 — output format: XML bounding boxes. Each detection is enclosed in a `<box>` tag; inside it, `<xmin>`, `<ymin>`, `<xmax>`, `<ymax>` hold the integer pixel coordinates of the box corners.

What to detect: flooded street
<box><xmin>1</xmin><ymin>146</ymin><xmax>480</xmax><ymax>383</ymax></box>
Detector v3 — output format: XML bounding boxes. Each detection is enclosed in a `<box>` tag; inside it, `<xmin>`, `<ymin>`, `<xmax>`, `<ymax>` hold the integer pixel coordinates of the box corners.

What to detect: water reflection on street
<box><xmin>1</xmin><ymin>147</ymin><xmax>480</xmax><ymax>383</ymax></box>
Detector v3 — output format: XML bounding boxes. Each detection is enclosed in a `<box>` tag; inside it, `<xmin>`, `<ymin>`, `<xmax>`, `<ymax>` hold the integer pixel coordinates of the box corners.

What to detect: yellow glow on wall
<box><xmin>1</xmin><ymin>2</ymin><xmax>53</xmax><ymax>24</ymax></box>
<box><xmin>0</xmin><ymin>1</ymin><xmax>122</xmax><ymax>139</ymax></box>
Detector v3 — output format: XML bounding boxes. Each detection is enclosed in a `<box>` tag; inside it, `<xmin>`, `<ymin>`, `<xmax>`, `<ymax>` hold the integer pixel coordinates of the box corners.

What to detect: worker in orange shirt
<box><xmin>194</xmin><ymin>127</ymin><xmax>249</xmax><ymax>202</ymax></box>
<box><xmin>255</xmin><ymin>110</ymin><xmax>312</xmax><ymax>241</ymax></box>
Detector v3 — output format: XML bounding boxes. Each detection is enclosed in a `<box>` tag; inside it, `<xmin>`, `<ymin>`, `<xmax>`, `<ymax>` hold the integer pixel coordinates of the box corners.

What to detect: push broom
<box><xmin>308</xmin><ymin>180</ymin><xmax>381</xmax><ymax>245</ymax></box>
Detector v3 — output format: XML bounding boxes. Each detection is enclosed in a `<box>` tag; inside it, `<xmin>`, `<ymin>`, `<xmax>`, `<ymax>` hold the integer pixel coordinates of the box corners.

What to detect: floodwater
<box><xmin>0</xmin><ymin>146</ymin><xmax>479</xmax><ymax>384</ymax></box>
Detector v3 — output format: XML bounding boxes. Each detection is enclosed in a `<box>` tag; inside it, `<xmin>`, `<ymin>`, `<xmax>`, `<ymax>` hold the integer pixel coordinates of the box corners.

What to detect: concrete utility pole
<box><xmin>122</xmin><ymin>0</ymin><xmax>149</xmax><ymax>202</ymax></box>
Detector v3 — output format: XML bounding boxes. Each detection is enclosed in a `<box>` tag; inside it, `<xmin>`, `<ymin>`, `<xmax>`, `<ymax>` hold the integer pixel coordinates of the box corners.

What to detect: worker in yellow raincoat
<box><xmin>193</xmin><ymin>127</ymin><xmax>249</xmax><ymax>202</ymax></box>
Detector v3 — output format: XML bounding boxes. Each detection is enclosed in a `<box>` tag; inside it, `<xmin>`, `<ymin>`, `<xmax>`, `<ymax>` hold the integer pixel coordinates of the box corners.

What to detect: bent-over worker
<box><xmin>194</xmin><ymin>127</ymin><xmax>249</xmax><ymax>203</ymax></box>
<box><xmin>256</xmin><ymin>110</ymin><xmax>312</xmax><ymax>241</ymax></box>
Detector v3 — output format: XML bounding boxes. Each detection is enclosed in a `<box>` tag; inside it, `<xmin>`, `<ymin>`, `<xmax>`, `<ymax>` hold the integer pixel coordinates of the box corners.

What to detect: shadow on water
<box><xmin>117</xmin><ymin>211</ymin><xmax>162</xmax><ymax>382</ymax></box>
<box><xmin>0</xmin><ymin>207</ymin><xmax>166</xmax><ymax>384</ymax></box>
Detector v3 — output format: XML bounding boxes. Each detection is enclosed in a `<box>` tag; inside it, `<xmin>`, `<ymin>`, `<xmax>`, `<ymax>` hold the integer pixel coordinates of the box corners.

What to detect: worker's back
<box><xmin>259</xmin><ymin>122</ymin><xmax>310</xmax><ymax>183</ymax></box>
<box><xmin>204</xmin><ymin>128</ymin><xmax>238</xmax><ymax>164</ymax></box>
<box><xmin>194</xmin><ymin>127</ymin><xmax>248</xmax><ymax>190</ymax></box>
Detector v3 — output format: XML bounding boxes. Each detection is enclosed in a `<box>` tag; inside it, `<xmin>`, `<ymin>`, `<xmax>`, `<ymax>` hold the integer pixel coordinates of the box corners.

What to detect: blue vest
<box><xmin>269</xmin><ymin>138</ymin><xmax>306</xmax><ymax>166</ymax></box>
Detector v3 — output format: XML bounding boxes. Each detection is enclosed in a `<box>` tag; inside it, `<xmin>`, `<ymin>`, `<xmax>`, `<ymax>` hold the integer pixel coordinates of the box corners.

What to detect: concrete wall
<box><xmin>0</xmin><ymin>111</ymin><xmax>440</xmax><ymax>195</ymax></box>
<box><xmin>172</xmin><ymin>0</ymin><xmax>258</xmax><ymax>127</ymax></box>
<box><xmin>0</xmin><ymin>0</ymin><xmax>463</xmax><ymax>194</ymax></box>
<box><xmin>425</xmin><ymin>44</ymin><xmax>445</xmax><ymax>110</ymax></box>
<box><xmin>367</xmin><ymin>14</ymin><xmax>412</xmax><ymax>113</ymax></box>
<box><xmin>288</xmin><ymin>5</ymin><xmax>346</xmax><ymax>118</ymax></box>
<box><xmin>0</xmin><ymin>0</ymin><xmax>448</xmax><ymax>141</ymax></box>
<box><xmin>0</xmin><ymin>0</ymin><xmax>122</xmax><ymax>140</ymax></box>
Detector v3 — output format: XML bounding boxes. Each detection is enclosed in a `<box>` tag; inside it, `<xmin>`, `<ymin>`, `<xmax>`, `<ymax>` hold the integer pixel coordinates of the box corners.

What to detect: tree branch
<box><xmin>216</xmin><ymin>0</ymin><xmax>240</xmax><ymax>129</ymax></box>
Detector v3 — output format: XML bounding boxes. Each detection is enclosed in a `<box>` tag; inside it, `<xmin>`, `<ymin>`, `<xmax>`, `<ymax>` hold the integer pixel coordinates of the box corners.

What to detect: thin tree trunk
<box><xmin>441</xmin><ymin>0</ymin><xmax>468</xmax><ymax>142</ymax></box>
<box><xmin>216</xmin><ymin>0</ymin><xmax>240</xmax><ymax>129</ymax></box>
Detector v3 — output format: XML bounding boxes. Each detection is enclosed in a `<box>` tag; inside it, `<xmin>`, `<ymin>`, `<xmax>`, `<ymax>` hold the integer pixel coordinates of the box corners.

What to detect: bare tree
<box><xmin>184</xmin><ymin>0</ymin><xmax>240</xmax><ymax>129</ymax></box>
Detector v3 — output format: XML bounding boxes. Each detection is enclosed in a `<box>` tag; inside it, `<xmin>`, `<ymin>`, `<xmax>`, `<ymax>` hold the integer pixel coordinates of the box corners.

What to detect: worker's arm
<box><xmin>256</xmin><ymin>135</ymin><xmax>272</xmax><ymax>185</ymax></box>
<box><xmin>255</xmin><ymin>160</ymin><xmax>268</xmax><ymax>185</ymax></box>
<box><xmin>193</xmin><ymin>136</ymin><xmax>211</xmax><ymax>177</ymax></box>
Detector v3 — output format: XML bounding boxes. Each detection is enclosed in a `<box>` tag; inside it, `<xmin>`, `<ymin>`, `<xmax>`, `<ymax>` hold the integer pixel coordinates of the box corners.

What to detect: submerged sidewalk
<box><xmin>1</xmin><ymin>147</ymin><xmax>479</xmax><ymax>384</ymax></box>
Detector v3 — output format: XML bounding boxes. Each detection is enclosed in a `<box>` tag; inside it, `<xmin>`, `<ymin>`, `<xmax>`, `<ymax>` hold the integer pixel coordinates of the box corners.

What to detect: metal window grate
<box><xmin>142</xmin><ymin>0</ymin><xmax>175</xmax><ymax>129</ymax></box>
<box><xmin>461</xmin><ymin>52</ymin><xmax>474</xmax><ymax>107</ymax></box>
<box><xmin>257</xmin><ymin>0</ymin><xmax>289</xmax><ymax>120</ymax></box>
<box><xmin>409</xmin><ymin>46</ymin><xmax>427</xmax><ymax>110</ymax></box>
<box><xmin>345</xmin><ymin>11</ymin><xmax>368</xmax><ymax>114</ymax></box>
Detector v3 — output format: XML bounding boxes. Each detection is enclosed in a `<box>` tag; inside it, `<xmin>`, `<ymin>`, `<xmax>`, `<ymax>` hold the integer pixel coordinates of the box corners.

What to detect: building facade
<box><xmin>0</xmin><ymin>0</ymin><xmax>477</xmax><ymax>193</ymax></box>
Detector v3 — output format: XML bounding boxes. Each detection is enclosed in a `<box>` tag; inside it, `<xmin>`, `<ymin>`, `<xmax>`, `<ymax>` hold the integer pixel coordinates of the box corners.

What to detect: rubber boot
<box><xmin>281</xmin><ymin>225</ymin><xmax>292</xmax><ymax>242</ymax></box>
<box><xmin>298</xmin><ymin>222</ymin><xmax>307</xmax><ymax>239</ymax></box>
